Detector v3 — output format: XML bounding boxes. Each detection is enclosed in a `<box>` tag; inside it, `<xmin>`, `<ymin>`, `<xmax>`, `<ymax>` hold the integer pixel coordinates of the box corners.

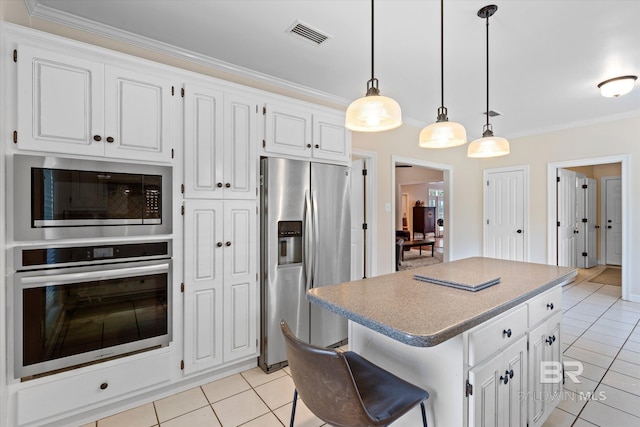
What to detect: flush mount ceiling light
<box><xmin>467</xmin><ymin>4</ymin><xmax>510</xmax><ymax>159</ymax></box>
<box><xmin>419</xmin><ymin>0</ymin><xmax>467</xmax><ymax>149</ymax></box>
<box><xmin>597</xmin><ymin>75</ymin><xmax>637</xmax><ymax>97</ymax></box>
<box><xmin>345</xmin><ymin>0</ymin><xmax>402</xmax><ymax>132</ymax></box>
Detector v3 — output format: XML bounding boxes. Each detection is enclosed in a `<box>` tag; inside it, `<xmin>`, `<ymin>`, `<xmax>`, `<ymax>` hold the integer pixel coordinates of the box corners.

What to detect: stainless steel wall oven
<box><xmin>13</xmin><ymin>241</ymin><xmax>172</xmax><ymax>378</ymax></box>
<box><xmin>13</xmin><ymin>154</ymin><xmax>172</xmax><ymax>241</ymax></box>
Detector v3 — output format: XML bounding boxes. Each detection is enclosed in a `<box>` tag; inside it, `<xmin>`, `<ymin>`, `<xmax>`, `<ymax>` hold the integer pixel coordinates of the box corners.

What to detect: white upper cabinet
<box><xmin>184</xmin><ymin>83</ymin><xmax>257</xmax><ymax>199</ymax></box>
<box><xmin>263</xmin><ymin>101</ymin><xmax>350</xmax><ymax>164</ymax></box>
<box><xmin>16</xmin><ymin>44</ymin><xmax>174</xmax><ymax>163</ymax></box>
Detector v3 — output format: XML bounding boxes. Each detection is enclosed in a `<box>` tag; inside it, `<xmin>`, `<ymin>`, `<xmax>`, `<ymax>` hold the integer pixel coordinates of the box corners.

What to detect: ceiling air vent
<box><xmin>287</xmin><ymin>20</ymin><xmax>330</xmax><ymax>45</ymax></box>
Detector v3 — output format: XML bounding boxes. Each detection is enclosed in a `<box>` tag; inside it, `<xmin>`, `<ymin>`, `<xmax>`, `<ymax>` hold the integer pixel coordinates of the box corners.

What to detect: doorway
<box><xmin>547</xmin><ymin>155</ymin><xmax>630</xmax><ymax>299</ymax></box>
<box><xmin>391</xmin><ymin>155</ymin><xmax>453</xmax><ymax>272</ymax></box>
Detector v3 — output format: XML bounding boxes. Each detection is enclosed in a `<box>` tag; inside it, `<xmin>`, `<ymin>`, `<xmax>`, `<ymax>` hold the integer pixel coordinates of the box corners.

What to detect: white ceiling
<box><xmin>28</xmin><ymin>0</ymin><xmax>640</xmax><ymax>139</ymax></box>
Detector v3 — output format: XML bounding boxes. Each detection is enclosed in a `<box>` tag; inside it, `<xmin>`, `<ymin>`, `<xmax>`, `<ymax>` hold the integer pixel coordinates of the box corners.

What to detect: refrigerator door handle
<box><xmin>304</xmin><ymin>190</ymin><xmax>313</xmax><ymax>289</ymax></box>
<box><xmin>311</xmin><ymin>189</ymin><xmax>319</xmax><ymax>288</ymax></box>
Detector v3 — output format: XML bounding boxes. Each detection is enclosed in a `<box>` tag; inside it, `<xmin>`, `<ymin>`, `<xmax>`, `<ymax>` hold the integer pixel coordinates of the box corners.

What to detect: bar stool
<box><xmin>280</xmin><ymin>320</ymin><xmax>429</xmax><ymax>427</ymax></box>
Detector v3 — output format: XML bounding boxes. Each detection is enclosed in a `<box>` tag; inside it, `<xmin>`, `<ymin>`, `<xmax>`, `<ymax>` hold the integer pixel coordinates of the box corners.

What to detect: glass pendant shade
<box><xmin>598</xmin><ymin>75</ymin><xmax>637</xmax><ymax>98</ymax></box>
<box><xmin>419</xmin><ymin>120</ymin><xmax>467</xmax><ymax>148</ymax></box>
<box><xmin>467</xmin><ymin>134</ymin><xmax>510</xmax><ymax>158</ymax></box>
<box><xmin>345</xmin><ymin>94</ymin><xmax>402</xmax><ymax>132</ymax></box>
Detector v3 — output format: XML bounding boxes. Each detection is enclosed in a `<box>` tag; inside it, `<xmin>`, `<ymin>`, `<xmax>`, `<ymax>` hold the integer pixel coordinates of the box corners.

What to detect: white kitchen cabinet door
<box><xmin>503</xmin><ymin>335</ymin><xmax>528</xmax><ymax>427</ymax></box>
<box><xmin>104</xmin><ymin>66</ymin><xmax>173</xmax><ymax>163</ymax></box>
<box><xmin>312</xmin><ymin>112</ymin><xmax>351</xmax><ymax>163</ymax></box>
<box><xmin>469</xmin><ymin>351</ymin><xmax>502</xmax><ymax>427</ymax></box>
<box><xmin>263</xmin><ymin>101</ymin><xmax>312</xmax><ymax>157</ymax></box>
<box><xmin>184</xmin><ymin>83</ymin><xmax>224</xmax><ymax>199</ymax></box>
<box><xmin>223</xmin><ymin>93</ymin><xmax>258</xmax><ymax>199</ymax></box>
<box><xmin>223</xmin><ymin>201</ymin><xmax>258</xmax><ymax>362</ymax></box>
<box><xmin>17</xmin><ymin>44</ymin><xmax>105</xmax><ymax>156</ymax></box>
<box><xmin>183</xmin><ymin>200</ymin><xmax>224</xmax><ymax>375</ymax></box>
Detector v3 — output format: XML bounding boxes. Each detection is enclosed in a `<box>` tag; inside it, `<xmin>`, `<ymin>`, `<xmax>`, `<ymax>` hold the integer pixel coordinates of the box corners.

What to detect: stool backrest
<box><xmin>280</xmin><ymin>320</ymin><xmax>372</xmax><ymax>426</ymax></box>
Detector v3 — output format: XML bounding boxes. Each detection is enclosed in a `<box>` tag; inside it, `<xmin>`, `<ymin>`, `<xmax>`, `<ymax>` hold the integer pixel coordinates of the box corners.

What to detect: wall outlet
<box><xmin>385</xmin><ymin>203</ymin><xmax>391</xmax><ymax>212</ymax></box>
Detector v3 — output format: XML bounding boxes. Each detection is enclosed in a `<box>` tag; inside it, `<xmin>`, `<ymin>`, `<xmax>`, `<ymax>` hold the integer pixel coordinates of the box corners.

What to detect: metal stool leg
<box><xmin>420</xmin><ymin>401</ymin><xmax>428</xmax><ymax>427</ymax></box>
<box><xmin>289</xmin><ymin>389</ymin><xmax>298</xmax><ymax>427</ymax></box>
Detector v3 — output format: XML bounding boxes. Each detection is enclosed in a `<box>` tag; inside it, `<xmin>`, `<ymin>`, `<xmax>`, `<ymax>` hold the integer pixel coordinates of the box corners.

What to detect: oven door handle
<box><xmin>19</xmin><ymin>262</ymin><xmax>170</xmax><ymax>286</ymax></box>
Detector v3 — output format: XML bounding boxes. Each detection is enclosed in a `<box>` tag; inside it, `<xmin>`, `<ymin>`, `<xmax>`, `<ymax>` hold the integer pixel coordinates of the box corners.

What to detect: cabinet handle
<box><xmin>216</xmin><ymin>242</ymin><xmax>223</xmax><ymax>247</ymax></box>
<box><xmin>315</xmin><ymin>144</ymin><xmax>319</xmax><ymax>149</ymax></box>
<box><xmin>106</xmin><ymin>136</ymin><xmax>114</xmax><ymax>143</ymax></box>
<box><xmin>306</xmin><ymin>143</ymin><xmax>311</xmax><ymax>148</ymax></box>
<box><xmin>217</xmin><ymin>183</ymin><xmax>223</xmax><ymax>188</ymax></box>
<box><xmin>547</xmin><ymin>303</ymin><xmax>554</xmax><ymax>310</ymax></box>
<box><xmin>93</xmin><ymin>135</ymin><xmax>102</xmax><ymax>142</ymax></box>
<box><xmin>225</xmin><ymin>183</ymin><xmax>231</xmax><ymax>188</ymax></box>
<box><xmin>225</xmin><ymin>241</ymin><xmax>231</xmax><ymax>247</ymax></box>
<box><xmin>499</xmin><ymin>372</ymin><xmax>509</xmax><ymax>384</ymax></box>
<box><xmin>99</xmin><ymin>382</ymin><xmax>108</xmax><ymax>390</ymax></box>
<box><xmin>503</xmin><ymin>328</ymin><xmax>512</xmax><ymax>338</ymax></box>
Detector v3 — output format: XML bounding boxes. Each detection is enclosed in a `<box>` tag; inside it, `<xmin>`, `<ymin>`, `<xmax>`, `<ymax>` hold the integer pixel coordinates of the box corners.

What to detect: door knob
<box><xmin>608</xmin><ymin>226</ymin><xmax>612</xmax><ymax>229</ymax></box>
<box><xmin>306</xmin><ymin>144</ymin><xmax>311</xmax><ymax>148</ymax></box>
<box><xmin>217</xmin><ymin>183</ymin><xmax>223</xmax><ymax>188</ymax></box>
<box><xmin>225</xmin><ymin>183</ymin><xmax>231</xmax><ymax>188</ymax></box>
<box><xmin>225</xmin><ymin>241</ymin><xmax>231</xmax><ymax>246</ymax></box>
<box><xmin>106</xmin><ymin>136</ymin><xmax>114</xmax><ymax>143</ymax></box>
<box><xmin>516</xmin><ymin>229</ymin><xmax>522</xmax><ymax>234</ymax></box>
<box><xmin>608</xmin><ymin>220</ymin><xmax>612</xmax><ymax>223</ymax></box>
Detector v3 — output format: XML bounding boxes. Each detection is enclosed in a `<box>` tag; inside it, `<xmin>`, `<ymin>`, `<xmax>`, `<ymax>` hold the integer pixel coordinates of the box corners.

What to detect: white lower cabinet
<box><xmin>183</xmin><ymin>200</ymin><xmax>257</xmax><ymax>375</ymax></box>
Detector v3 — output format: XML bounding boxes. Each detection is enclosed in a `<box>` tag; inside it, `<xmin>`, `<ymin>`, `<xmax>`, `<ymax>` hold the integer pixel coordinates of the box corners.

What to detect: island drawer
<box><xmin>528</xmin><ymin>286</ymin><xmax>562</xmax><ymax>327</ymax></box>
<box><xmin>468</xmin><ymin>304</ymin><xmax>528</xmax><ymax>366</ymax></box>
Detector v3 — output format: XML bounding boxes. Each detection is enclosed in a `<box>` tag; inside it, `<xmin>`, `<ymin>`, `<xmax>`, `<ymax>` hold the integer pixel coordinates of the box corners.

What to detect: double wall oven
<box><xmin>11</xmin><ymin>155</ymin><xmax>173</xmax><ymax>379</ymax></box>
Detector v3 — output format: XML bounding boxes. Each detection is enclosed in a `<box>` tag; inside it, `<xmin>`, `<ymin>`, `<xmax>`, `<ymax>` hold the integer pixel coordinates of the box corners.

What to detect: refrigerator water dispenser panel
<box><xmin>278</xmin><ymin>221</ymin><xmax>302</xmax><ymax>265</ymax></box>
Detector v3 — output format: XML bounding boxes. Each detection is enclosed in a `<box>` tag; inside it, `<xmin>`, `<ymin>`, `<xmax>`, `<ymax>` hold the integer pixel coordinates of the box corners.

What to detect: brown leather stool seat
<box><xmin>281</xmin><ymin>320</ymin><xmax>429</xmax><ymax>427</ymax></box>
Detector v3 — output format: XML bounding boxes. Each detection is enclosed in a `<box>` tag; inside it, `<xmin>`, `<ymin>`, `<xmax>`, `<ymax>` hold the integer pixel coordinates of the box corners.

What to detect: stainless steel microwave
<box><xmin>13</xmin><ymin>155</ymin><xmax>172</xmax><ymax>241</ymax></box>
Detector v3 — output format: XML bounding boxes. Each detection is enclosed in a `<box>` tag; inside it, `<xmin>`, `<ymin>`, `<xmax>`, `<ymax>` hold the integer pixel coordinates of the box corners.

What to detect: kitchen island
<box><xmin>307</xmin><ymin>257</ymin><xmax>576</xmax><ymax>427</ymax></box>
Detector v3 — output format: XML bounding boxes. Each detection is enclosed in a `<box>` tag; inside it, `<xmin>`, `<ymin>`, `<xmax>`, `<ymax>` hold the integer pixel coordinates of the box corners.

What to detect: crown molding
<box><xmin>23</xmin><ymin>0</ymin><xmax>352</xmax><ymax>108</ymax></box>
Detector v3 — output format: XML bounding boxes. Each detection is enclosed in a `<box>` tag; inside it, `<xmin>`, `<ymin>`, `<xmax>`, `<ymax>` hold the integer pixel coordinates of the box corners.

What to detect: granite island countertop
<box><xmin>307</xmin><ymin>257</ymin><xmax>576</xmax><ymax>347</ymax></box>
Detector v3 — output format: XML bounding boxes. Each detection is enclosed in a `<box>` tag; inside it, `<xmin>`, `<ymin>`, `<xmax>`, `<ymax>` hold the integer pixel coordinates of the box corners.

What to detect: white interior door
<box><xmin>350</xmin><ymin>159</ymin><xmax>364</xmax><ymax>279</ymax></box>
<box><xmin>557</xmin><ymin>168</ymin><xmax>577</xmax><ymax>267</ymax></box>
<box><xmin>575</xmin><ymin>177</ymin><xmax>586</xmax><ymax>268</ymax></box>
<box><xmin>584</xmin><ymin>178</ymin><xmax>598</xmax><ymax>267</ymax></box>
<box><xmin>484</xmin><ymin>168</ymin><xmax>526</xmax><ymax>261</ymax></box>
<box><xmin>605</xmin><ymin>177</ymin><xmax>622</xmax><ymax>265</ymax></box>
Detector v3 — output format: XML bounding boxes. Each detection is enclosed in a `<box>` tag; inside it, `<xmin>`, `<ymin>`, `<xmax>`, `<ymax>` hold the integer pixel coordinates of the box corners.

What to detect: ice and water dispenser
<box><xmin>278</xmin><ymin>221</ymin><xmax>302</xmax><ymax>265</ymax></box>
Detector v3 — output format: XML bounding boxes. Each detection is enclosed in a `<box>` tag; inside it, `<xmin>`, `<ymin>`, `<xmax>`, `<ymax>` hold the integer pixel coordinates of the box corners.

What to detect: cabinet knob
<box><xmin>508</xmin><ymin>369</ymin><xmax>514</xmax><ymax>379</ymax></box>
<box><xmin>217</xmin><ymin>242</ymin><xmax>223</xmax><ymax>247</ymax></box>
<box><xmin>225</xmin><ymin>241</ymin><xmax>231</xmax><ymax>247</ymax></box>
<box><xmin>315</xmin><ymin>144</ymin><xmax>319</xmax><ymax>149</ymax></box>
<box><xmin>106</xmin><ymin>136</ymin><xmax>114</xmax><ymax>143</ymax></box>
<box><xmin>547</xmin><ymin>303</ymin><xmax>554</xmax><ymax>310</ymax></box>
<box><xmin>225</xmin><ymin>183</ymin><xmax>231</xmax><ymax>188</ymax></box>
<box><xmin>99</xmin><ymin>382</ymin><xmax>108</xmax><ymax>390</ymax></box>
<box><xmin>306</xmin><ymin>143</ymin><xmax>311</xmax><ymax>148</ymax></box>
<box><xmin>217</xmin><ymin>183</ymin><xmax>223</xmax><ymax>188</ymax></box>
<box><xmin>516</xmin><ymin>229</ymin><xmax>522</xmax><ymax>234</ymax></box>
<box><xmin>503</xmin><ymin>328</ymin><xmax>512</xmax><ymax>338</ymax></box>
<box><xmin>93</xmin><ymin>135</ymin><xmax>102</xmax><ymax>142</ymax></box>
<box><xmin>499</xmin><ymin>372</ymin><xmax>509</xmax><ymax>384</ymax></box>
<box><xmin>546</xmin><ymin>335</ymin><xmax>556</xmax><ymax>345</ymax></box>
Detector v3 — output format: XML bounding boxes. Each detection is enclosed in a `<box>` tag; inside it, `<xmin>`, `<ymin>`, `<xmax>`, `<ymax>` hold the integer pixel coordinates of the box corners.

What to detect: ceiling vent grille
<box><xmin>287</xmin><ymin>20</ymin><xmax>330</xmax><ymax>45</ymax></box>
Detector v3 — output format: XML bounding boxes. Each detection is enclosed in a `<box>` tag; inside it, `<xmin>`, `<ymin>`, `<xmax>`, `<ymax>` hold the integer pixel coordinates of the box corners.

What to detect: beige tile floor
<box><xmin>81</xmin><ymin>268</ymin><xmax>639</xmax><ymax>427</ymax></box>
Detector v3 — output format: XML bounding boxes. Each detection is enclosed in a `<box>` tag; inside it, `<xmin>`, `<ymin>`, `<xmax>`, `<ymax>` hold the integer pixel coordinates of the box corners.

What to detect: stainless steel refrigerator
<box><xmin>259</xmin><ymin>157</ymin><xmax>351</xmax><ymax>372</ymax></box>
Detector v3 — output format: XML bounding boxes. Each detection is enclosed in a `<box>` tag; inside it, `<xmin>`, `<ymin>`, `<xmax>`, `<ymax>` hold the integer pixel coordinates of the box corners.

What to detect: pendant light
<box><xmin>345</xmin><ymin>0</ymin><xmax>402</xmax><ymax>132</ymax></box>
<box><xmin>419</xmin><ymin>0</ymin><xmax>467</xmax><ymax>148</ymax></box>
<box><xmin>467</xmin><ymin>5</ymin><xmax>510</xmax><ymax>158</ymax></box>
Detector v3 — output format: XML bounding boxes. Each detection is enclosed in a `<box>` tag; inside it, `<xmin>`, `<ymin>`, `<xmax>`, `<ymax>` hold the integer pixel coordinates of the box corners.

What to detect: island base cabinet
<box><xmin>468</xmin><ymin>335</ymin><xmax>528</xmax><ymax>427</ymax></box>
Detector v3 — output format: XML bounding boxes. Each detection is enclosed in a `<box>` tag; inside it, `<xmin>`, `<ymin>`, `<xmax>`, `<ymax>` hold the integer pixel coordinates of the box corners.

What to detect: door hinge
<box><xmin>181</xmin><ymin>184</ymin><xmax>185</xmax><ymax>194</ymax></box>
<box><xmin>171</xmin><ymin>148</ymin><xmax>175</xmax><ymax>159</ymax></box>
<box><xmin>362</xmin><ymin>223</ymin><xmax>368</xmax><ymax>230</ymax></box>
<box><xmin>582</xmin><ymin>252</ymin><xmax>588</xmax><ymax>257</ymax></box>
<box><xmin>582</xmin><ymin>184</ymin><xmax>588</xmax><ymax>189</ymax></box>
<box><xmin>557</xmin><ymin>176</ymin><xmax>561</xmax><ymax>182</ymax></box>
<box><xmin>557</xmin><ymin>221</ymin><xmax>561</xmax><ymax>227</ymax></box>
<box><xmin>180</xmin><ymin>282</ymin><xmax>184</xmax><ymax>292</ymax></box>
<box><xmin>527</xmin><ymin>341</ymin><xmax>529</xmax><ymax>351</ymax></box>
<box><xmin>13</xmin><ymin>49</ymin><xmax>17</xmax><ymax>63</ymax></box>
<box><xmin>487</xmin><ymin>219</ymin><xmax>490</xmax><ymax>225</ymax></box>
<box><xmin>262</xmin><ymin>139</ymin><xmax>266</xmax><ymax>148</ymax></box>
<box><xmin>181</xmin><ymin>87</ymin><xmax>185</xmax><ymax>97</ymax></box>
<box><xmin>180</xmin><ymin>360</ymin><xmax>184</xmax><ymax>370</ymax></box>
<box><xmin>362</xmin><ymin>168</ymin><xmax>368</xmax><ymax>176</ymax></box>
<box><xmin>181</xmin><ymin>205</ymin><xmax>185</xmax><ymax>215</ymax></box>
<box><xmin>13</xmin><ymin>130</ymin><xmax>17</xmax><ymax>144</ymax></box>
<box><xmin>171</xmin><ymin>86</ymin><xmax>175</xmax><ymax>96</ymax></box>
<box><xmin>582</xmin><ymin>218</ymin><xmax>588</xmax><ymax>222</ymax></box>
<box><xmin>487</xmin><ymin>180</ymin><xmax>490</xmax><ymax>186</ymax></box>
<box><xmin>263</xmin><ymin>106</ymin><xmax>266</xmax><ymax>115</ymax></box>
<box><xmin>465</xmin><ymin>380</ymin><xmax>473</xmax><ymax>397</ymax></box>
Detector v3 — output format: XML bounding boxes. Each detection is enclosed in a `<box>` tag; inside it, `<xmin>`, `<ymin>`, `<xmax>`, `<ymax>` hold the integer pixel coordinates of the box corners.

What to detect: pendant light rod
<box><xmin>370</xmin><ymin>0</ymin><xmax>374</xmax><ymax>81</ymax></box>
<box><xmin>440</xmin><ymin>0</ymin><xmax>444</xmax><ymax>108</ymax></box>
<box><xmin>478</xmin><ymin>4</ymin><xmax>497</xmax><ymax>135</ymax></box>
